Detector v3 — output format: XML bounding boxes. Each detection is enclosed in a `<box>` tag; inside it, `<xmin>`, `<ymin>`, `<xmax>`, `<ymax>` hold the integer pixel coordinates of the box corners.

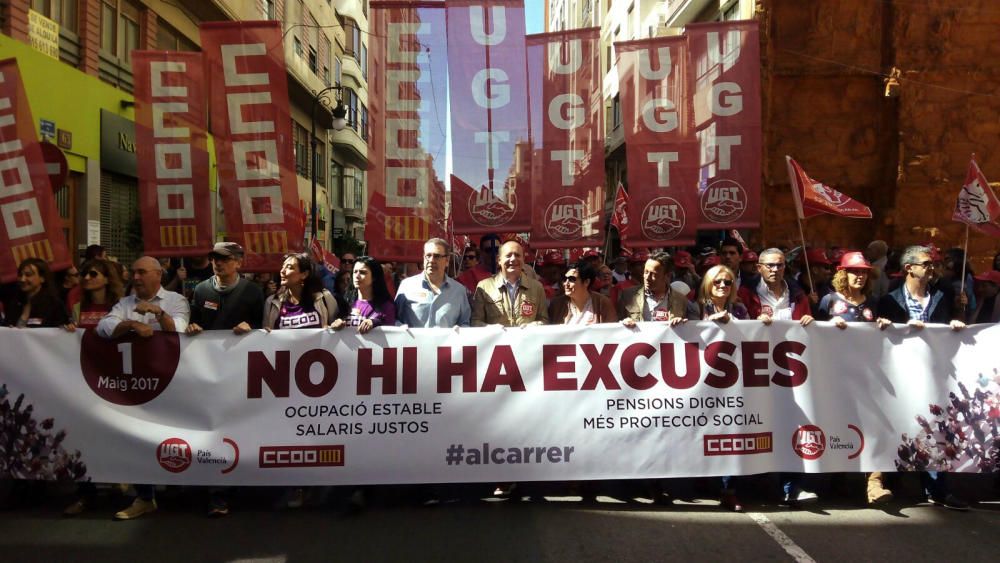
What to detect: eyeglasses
<box><xmin>341</xmin><ymin>258</ymin><xmax>356</xmax><ymax>265</ymax></box>
<box><xmin>910</xmin><ymin>261</ymin><xmax>934</xmax><ymax>268</ymax></box>
<box><xmin>424</xmin><ymin>253</ymin><xmax>447</xmax><ymax>260</ymax></box>
<box><xmin>563</xmin><ymin>275</ymin><xmax>578</xmax><ymax>283</ymax></box>
<box><xmin>84</xmin><ymin>270</ymin><xmax>102</xmax><ymax>279</ymax></box>
<box><xmin>758</xmin><ymin>262</ymin><xmax>785</xmax><ymax>270</ymax></box>
<box><xmin>713</xmin><ymin>279</ymin><xmax>734</xmax><ymax>287</ymax></box>
<box><xmin>463</xmin><ymin>255</ymin><xmax>477</xmax><ymax>261</ymax></box>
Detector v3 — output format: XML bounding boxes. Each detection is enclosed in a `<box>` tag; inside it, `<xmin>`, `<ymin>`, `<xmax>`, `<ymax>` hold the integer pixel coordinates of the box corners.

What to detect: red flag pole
<box><xmin>786</xmin><ymin>156</ymin><xmax>815</xmax><ymax>293</ymax></box>
<box><xmin>797</xmin><ymin>216</ymin><xmax>814</xmax><ymax>296</ymax></box>
<box><xmin>960</xmin><ymin>222</ymin><xmax>969</xmax><ymax>299</ymax></box>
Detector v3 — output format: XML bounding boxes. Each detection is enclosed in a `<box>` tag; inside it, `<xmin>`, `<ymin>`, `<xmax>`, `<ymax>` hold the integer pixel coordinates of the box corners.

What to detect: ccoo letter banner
<box><xmin>200</xmin><ymin>22</ymin><xmax>303</xmax><ymax>272</ymax></box>
<box><xmin>132</xmin><ymin>51</ymin><xmax>214</xmax><ymax>257</ymax></box>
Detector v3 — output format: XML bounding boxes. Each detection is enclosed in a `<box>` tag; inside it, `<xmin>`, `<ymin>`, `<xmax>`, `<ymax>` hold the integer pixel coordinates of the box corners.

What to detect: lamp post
<box><xmin>310</xmin><ymin>85</ymin><xmax>348</xmax><ymax>248</ymax></box>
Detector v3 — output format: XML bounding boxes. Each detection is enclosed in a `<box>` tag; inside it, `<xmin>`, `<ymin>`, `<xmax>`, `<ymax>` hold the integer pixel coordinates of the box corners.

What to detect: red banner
<box><xmin>446</xmin><ymin>0</ymin><xmax>532</xmax><ymax>235</ymax></box>
<box><xmin>367</xmin><ymin>2</ymin><xmax>448</xmax><ymax>262</ymax></box>
<box><xmin>527</xmin><ymin>28</ymin><xmax>604</xmax><ymax>248</ymax></box>
<box><xmin>132</xmin><ymin>51</ymin><xmax>213</xmax><ymax>258</ymax></box>
<box><xmin>0</xmin><ymin>58</ymin><xmax>70</xmax><ymax>282</ymax></box>
<box><xmin>199</xmin><ymin>22</ymin><xmax>303</xmax><ymax>272</ymax></box>
<box><xmin>688</xmin><ymin>21</ymin><xmax>761</xmax><ymax>229</ymax></box>
<box><xmin>616</xmin><ymin>37</ymin><xmax>698</xmax><ymax>247</ymax></box>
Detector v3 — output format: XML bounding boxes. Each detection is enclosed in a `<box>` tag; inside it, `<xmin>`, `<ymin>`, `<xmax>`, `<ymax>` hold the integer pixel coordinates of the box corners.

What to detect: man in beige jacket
<box><xmin>472</xmin><ymin>240</ymin><xmax>549</xmax><ymax>326</ymax></box>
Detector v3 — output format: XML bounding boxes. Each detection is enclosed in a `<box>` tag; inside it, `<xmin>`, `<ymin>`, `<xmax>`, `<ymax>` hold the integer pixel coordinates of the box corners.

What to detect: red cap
<box><xmin>525</xmin><ymin>249</ymin><xmax>536</xmax><ymax>263</ymax></box>
<box><xmin>630</xmin><ymin>249</ymin><xmax>650</xmax><ymax>263</ymax></box>
<box><xmin>837</xmin><ymin>251</ymin><xmax>872</xmax><ymax>270</ymax></box>
<box><xmin>702</xmin><ymin>255</ymin><xmax>722</xmax><ymax>268</ymax></box>
<box><xmin>674</xmin><ymin>250</ymin><xmax>693</xmax><ymax>268</ymax></box>
<box><xmin>583</xmin><ymin>249</ymin><xmax>601</xmax><ymax>258</ymax></box>
<box><xmin>568</xmin><ymin>248</ymin><xmax>584</xmax><ymax>262</ymax></box>
<box><xmin>974</xmin><ymin>270</ymin><xmax>1000</xmax><ymax>284</ymax></box>
<box><xmin>923</xmin><ymin>242</ymin><xmax>944</xmax><ymax>262</ymax></box>
<box><xmin>544</xmin><ymin>250</ymin><xmax>565</xmax><ymax>266</ymax></box>
<box><xmin>741</xmin><ymin>249</ymin><xmax>758</xmax><ymax>263</ymax></box>
<box><xmin>803</xmin><ymin>248</ymin><xmax>832</xmax><ymax>266</ymax></box>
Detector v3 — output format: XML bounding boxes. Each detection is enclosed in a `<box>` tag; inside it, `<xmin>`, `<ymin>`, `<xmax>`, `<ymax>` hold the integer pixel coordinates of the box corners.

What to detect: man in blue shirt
<box><xmin>395</xmin><ymin>238</ymin><xmax>471</xmax><ymax>328</ymax></box>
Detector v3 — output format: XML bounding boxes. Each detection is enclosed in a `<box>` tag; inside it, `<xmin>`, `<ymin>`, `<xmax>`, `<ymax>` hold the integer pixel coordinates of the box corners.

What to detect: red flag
<box><xmin>616</xmin><ymin>36</ymin><xmax>698</xmax><ymax>247</ymax></box>
<box><xmin>953</xmin><ymin>156</ymin><xmax>1000</xmax><ymax>236</ymax></box>
<box><xmin>132</xmin><ymin>51</ymin><xmax>214</xmax><ymax>257</ymax></box>
<box><xmin>688</xmin><ymin>21</ymin><xmax>762</xmax><ymax>229</ymax></box>
<box><xmin>309</xmin><ymin>237</ymin><xmax>339</xmax><ymax>272</ymax></box>
<box><xmin>526</xmin><ymin>28</ymin><xmax>605</xmax><ymax>248</ymax></box>
<box><xmin>786</xmin><ymin>156</ymin><xmax>872</xmax><ymax>219</ymax></box>
<box><xmin>0</xmin><ymin>58</ymin><xmax>71</xmax><ymax>282</ymax></box>
<box><xmin>200</xmin><ymin>22</ymin><xmax>304</xmax><ymax>272</ymax></box>
<box><xmin>367</xmin><ymin>2</ymin><xmax>448</xmax><ymax>261</ymax></box>
<box><xmin>447</xmin><ymin>0</ymin><xmax>533</xmax><ymax>234</ymax></box>
<box><xmin>610</xmin><ymin>182</ymin><xmax>630</xmax><ymax>236</ymax></box>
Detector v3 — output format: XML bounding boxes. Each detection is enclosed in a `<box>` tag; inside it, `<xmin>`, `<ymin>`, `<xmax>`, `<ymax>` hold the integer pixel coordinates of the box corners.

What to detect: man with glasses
<box><xmin>457</xmin><ymin>246</ymin><xmax>490</xmax><ymax>297</ymax></box>
<box><xmin>96</xmin><ymin>255</ymin><xmax>189</xmax><ymax>520</ymax></box>
<box><xmin>877</xmin><ymin>245</ymin><xmax>968</xmax><ymax>510</ymax></box>
<box><xmin>738</xmin><ymin>248</ymin><xmax>814</xmax><ymax>324</ymax></box>
<box><xmin>737</xmin><ymin>248</ymin><xmax>815</xmax><ymax>507</ymax></box>
<box><xmin>395</xmin><ymin>238</ymin><xmax>471</xmax><ymax>328</ymax></box>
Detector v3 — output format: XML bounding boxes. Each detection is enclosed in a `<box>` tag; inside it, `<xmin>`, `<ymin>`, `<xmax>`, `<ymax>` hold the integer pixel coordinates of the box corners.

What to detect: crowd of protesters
<box><xmin>2</xmin><ymin>234</ymin><xmax>1000</xmax><ymax>519</ymax></box>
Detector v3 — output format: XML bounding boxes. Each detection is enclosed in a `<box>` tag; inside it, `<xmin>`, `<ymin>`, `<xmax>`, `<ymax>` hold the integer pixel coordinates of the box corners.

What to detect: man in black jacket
<box><xmin>186</xmin><ymin>242</ymin><xmax>264</xmax><ymax>336</ymax></box>
<box><xmin>877</xmin><ymin>245</ymin><xmax>968</xmax><ymax>511</ymax></box>
<box><xmin>185</xmin><ymin>241</ymin><xmax>264</xmax><ymax>518</ymax></box>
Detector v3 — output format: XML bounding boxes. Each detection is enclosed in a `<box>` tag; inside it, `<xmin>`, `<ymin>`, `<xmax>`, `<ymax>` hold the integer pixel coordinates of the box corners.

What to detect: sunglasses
<box><xmin>84</xmin><ymin>270</ymin><xmax>102</xmax><ymax>279</ymax></box>
<box><xmin>341</xmin><ymin>259</ymin><xmax>356</xmax><ymax>264</ymax></box>
<box><xmin>713</xmin><ymin>279</ymin><xmax>734</xmax><ymax>287</ymax></box>
<box><xmin>563</xmin><ymin>275</ymin><xmax>579</xmax><ymax>283</ymax></box>
<box><xmin>910</xmin><ymin>261</ymin><xmax>934</xmax><ymax>268</ymax></box>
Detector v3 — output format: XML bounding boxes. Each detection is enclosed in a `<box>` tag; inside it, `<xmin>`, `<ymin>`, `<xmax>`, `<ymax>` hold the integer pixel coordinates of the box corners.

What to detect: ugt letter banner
<box><xmin>2</xmin><ymin>323</ymin><xmax>999</xmax><ymax>485</ymax></box>
<box><xmin>447</xmin><ymin>0</ymin><xmax>533</xmax><ymax>235</ymax></box>
<box><xmin>367</xmin><ymin>2</ymin><xmax>449</xmax><ymax>262</ymax></box>
<box><xmin>687</xmin><ymin>21</ymin><xmax>762</xmax><ymax>229</ymax></box>
<box><xmin>616</xmin><ymin>37</ymin><xmax>698</xmax><ymax>247</ymax></box>
<box><xmin>0</xmin><ymin>58</ymin><xmax>70</xmax><ymax>282</ymax></box>
<box><xmin>200</xmin><ymin>22</ymin><xmax>303</xmax><ymax>272</ymax></box>
<box><xmin>527</xmin><ymin>28</ymin><xmax>605</xmax><ymax>249</ymax></box>
<box><xmin>132</xmin><ymin>51</ymin><xmax>214</xmax><ymax>257</ymax></box>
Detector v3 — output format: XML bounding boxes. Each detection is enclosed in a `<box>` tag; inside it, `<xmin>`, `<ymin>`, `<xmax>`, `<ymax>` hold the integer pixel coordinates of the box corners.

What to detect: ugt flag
<box><xmin>786</xmin><ymin>156</ymin><xmax>871</xmax><ymax>219</ymax></box>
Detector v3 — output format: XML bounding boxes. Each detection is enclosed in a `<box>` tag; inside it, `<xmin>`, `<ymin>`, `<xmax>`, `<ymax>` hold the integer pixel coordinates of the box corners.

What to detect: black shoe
<box><xmin>928</xmin><ymin>494</ymin><xmax>969</xmax><ymax>511</ymax></box>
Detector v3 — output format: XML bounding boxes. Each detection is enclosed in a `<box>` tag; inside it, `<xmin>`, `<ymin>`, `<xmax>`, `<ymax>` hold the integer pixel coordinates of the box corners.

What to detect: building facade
<box><xmin>0</xmin><ymin>0</ymin><xmax>371</xmax><ymax>264</ymax></box>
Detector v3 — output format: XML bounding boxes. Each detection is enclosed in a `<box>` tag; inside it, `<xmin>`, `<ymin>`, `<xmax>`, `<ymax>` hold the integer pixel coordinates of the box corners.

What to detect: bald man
<box><xmin>471</xmin><ymin>240</ymin><xmax>548</xmax><ymax>326</ymax></box>
<box><xmin>98</xmin><ymin>255</ymin><xmax>190</xmax><ymax>339</ymax></box>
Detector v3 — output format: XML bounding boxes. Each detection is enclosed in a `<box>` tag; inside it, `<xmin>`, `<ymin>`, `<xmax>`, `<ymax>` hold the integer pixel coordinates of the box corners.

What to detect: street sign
<box><xmin>39</xmin><ymin>118</ymin><xmax>55</xmax><ymax>138</ymax></box>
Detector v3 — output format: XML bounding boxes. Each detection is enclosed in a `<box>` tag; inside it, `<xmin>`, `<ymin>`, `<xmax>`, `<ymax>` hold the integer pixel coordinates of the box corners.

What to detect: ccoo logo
<box><xmin>157</xmin><ymin>437</ymin><xmax>192</xmax><ymax>473</ymax></box>
<box><xmin>544</xmin><ymin>196</ymin><xmax>584</xmax><ymax>240</ymax></box>
<box><xmin>792</xmin><ymin>425</ymin><xmax>826</xmax><ymax>460</ymax></box>
<box><xmin>640</xmin><ymin>196</ymin><xmax>686</xmax><ymax>240</ymax></box>
<box><xmin>700</xmin><ymin>179</ymin><xmax>747</xmax><ymax>223</ymax></box>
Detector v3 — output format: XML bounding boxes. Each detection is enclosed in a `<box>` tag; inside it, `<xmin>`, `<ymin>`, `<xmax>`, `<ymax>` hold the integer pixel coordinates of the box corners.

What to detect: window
<box><xmin>343</xmin><ymin>18</ymin><xmax>361</xmax><ymax>61</ymax></box>
<box><xmin>31</xmin><ymin>0</ymin><xmax>78</xmax><ymax>34</ymax></box>
<box><xmin>334</xmin><ymin>58</ymin><xmax>342</xmax><ymax>86</ymax></box>
<box><xmin>315</xmin><ymin>140</ymin><xmax>326</xmax><ymax>187</ymax></box>
<box><xmin>263</xmin><ymin>0</ymin><xmax>276</xmax><ymax>20</ymax></box>
<box><xmin>293</xmin><ymin>37</ymin><xmax>304</xmax><ymax>57</ymax></box>
<box><xmin>723</xmin><ymin>2</ymin><xmax>740</xmax><ymax>21</ymax></box>
<box><xmin>292</xmin><ymin>120</ymin><xmax>310</xmax><ymax>178</ymax></box>
<box><xmin>344</xmin><ymin>89</ymin><xmax>359</xmax><ymax>131</ymax></box>
<box><xmin>100</xmin><ymin>0</ymin><xmax>140</xmax><ymax>62</ymax></box>
<box><xmin>156</xmin><ymin>20</ymin><xmax>197</xmax><ymax>51</ymax></box>
<box><xmin>342</xmin><ymin>168</ymin><xmax>364</xmax><ymax>210</ymax></box>
<box><xmin>361</xmin><ymin>43</ymin><xmax>368</xmax><ymax>79</ymax></box>
<box><xmin>308</xmin><ymin>47</ymin><xmax>318</xmax><ymax>73</ymax></box>
<box><xmin>612</xmin><ymin>94</ymin><xmax>621</xmax><ymax>129</ymax></box>
<box><xmin>360</xmin><ymin>104</ymin><xmax>369</xmax><ymax>141</ymax></box>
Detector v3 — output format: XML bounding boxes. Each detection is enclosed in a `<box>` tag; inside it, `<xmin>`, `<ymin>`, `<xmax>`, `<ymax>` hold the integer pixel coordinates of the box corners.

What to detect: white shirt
<box><xmin>97</xmin><ymin>286</ymin><xmax>191</xmax><ymax>338</ymax></box>
<box><xmin>756</xmin><ymin>278</ymin><xmax>792</xmax><ymax>320</ymax></box>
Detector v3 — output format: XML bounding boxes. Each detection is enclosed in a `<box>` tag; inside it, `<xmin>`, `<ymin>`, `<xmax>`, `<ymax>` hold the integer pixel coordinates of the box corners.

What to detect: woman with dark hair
<box><xmin>547</xmin><ymin>261</ymin><xmax>616</xmax><ymax>324</ymax></box>
<box><xmin>3</xmin><ymin>258</ymin><xmax>68</xmax><ymax>328</ymax></box>
<box><xmin>263</xmin><ymin>253</ymin><xmax>339</xmax><ymax>330</ymax></box>
<box><xmin>331</xmin><ymin>256</ymin><xmax>396</xmax><ymax>333</ymax></box>
<box><xmin>65</xmin><ymin>259</ymin><xmax>125</xmax><ymax>330</ymax></box>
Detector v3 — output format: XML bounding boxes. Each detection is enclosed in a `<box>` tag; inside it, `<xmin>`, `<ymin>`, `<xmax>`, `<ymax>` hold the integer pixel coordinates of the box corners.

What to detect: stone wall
<box><xmin>760</xmin><ymin>0</ymin><xmax>1000</xmax><ymax>269</ymax></box>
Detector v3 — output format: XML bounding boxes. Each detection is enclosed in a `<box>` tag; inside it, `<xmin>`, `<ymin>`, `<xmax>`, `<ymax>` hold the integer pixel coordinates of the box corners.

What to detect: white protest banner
<box><xmin>1</xmin><ymin>322</ymin><xmax>998</xmax><ymax>485</ymax></box>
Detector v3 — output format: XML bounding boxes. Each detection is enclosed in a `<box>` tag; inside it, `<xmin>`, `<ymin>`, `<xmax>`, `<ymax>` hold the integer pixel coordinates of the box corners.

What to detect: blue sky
<box><xmin>525</xmin><ymin>0</ymin><xmax>544</xmax><ymax>34</ymax></box>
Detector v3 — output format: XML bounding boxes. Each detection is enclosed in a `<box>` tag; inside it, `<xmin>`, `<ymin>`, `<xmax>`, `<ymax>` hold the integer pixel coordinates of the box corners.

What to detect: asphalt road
<box><xmin>1</xmin><ymin>475</ymin><xmax>999</xmax><ymax>562</ymax></box>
